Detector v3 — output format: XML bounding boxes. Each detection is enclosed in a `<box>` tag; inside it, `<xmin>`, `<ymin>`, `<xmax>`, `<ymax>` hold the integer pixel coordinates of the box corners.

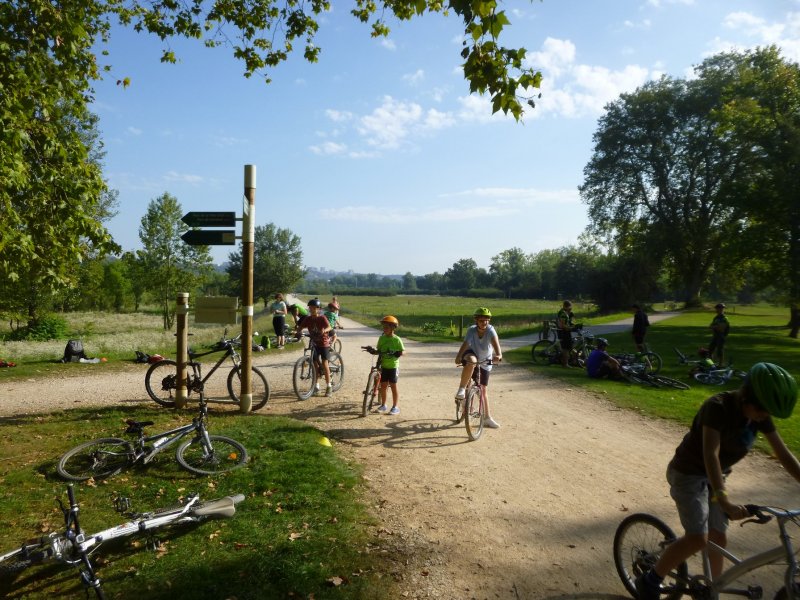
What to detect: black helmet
<box><xmin>307</xmin><ymin>298</ymin><xmax>322</xmax><ymax>308</ymax></box>
<box><xmin>595</xmin><ymin>338</ymin><xmax>608</xmax><ymax>348</ymax></box>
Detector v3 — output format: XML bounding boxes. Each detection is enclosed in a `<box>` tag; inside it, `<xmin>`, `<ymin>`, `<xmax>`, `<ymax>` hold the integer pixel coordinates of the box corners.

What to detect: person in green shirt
<box><xmin>269</xmin><ymin>293</ymin><xmax>287</xmax><ymax>349</ymax></box>
<box><xmin>375</xmin><ymin>315</ymin><xmax>405</xmax><ymax>415</ymax></box>
<box><xmin>708</xmin><ymin>303</ymin><xmax>730</xmax><ymax>365</ymax></box>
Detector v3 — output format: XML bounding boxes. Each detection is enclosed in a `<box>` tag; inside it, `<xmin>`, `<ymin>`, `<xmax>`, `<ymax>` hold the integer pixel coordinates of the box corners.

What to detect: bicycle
<box><xmin>613</xmin><ymin>346</ymin><xmax>664</xmax><ymax>375</ymax></box>
<box><xmin>57</xmin><ymin>397</ymin><xmax>248</xmax><ymax>481</ymax></box>
<box><xmin>455</xmin><ymin>359</ymin><xmax>497</xmax><ymax>441</ymax></box>
<box><xmin>292</xmin><ymin>334</ymin><xmax>344</xmax><ymax>400</ymax></box>
<box><xmin>0</xmin><ymin>484</ymin><xmax>244</xmax><ymax>599</ymax></box>
<box><xmin>614</xmin><ymin>504</ymin><xmax>800</xmax><ymax>600</ymax></box>
<box><xmin>675</xmin><ymin>347</ymin><xmax>746</xmax><ymax>385</ymax></box>
<box><xmin>360</xmin><ymin>345</ymin><xmax>386</xmax><ymax>416</ymax></box>
<box><xmin>144</xmin><ymin>328</ymin><xmax>270</xmax><ymax>410</ymax></box>
<box><xmin>530</xmin><ymin>325</ymin><xmax>593</xmax><ymax>367</ymax></box>
<box><xmin>619</xmin><ymin>361</ymin><xmax>691</xmax><ymax>390</ymax></box>
<box><xmin>538</xmin><ymin>319</ymin><xmax>558</xmax><ymax>342</ymax></box>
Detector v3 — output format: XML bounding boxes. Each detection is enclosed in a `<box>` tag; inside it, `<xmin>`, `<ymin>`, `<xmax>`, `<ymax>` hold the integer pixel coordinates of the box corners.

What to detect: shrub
<box><xmin>6</xmin><ymin>315</ymin><xmax>70</xmax><ymax>341</ymax></box>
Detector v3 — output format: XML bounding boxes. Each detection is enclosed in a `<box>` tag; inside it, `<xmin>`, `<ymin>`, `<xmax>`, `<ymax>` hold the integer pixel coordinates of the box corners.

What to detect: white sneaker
<box><xmin>325</xmin><ymin>384</ymin><xmax>333</xmax><ymax>397</ymax></box>
<box><xmin>455</xmin><ymin>388</ymin><xmax>466</xmax><ymax>400</ymax></box>
<box><xmin>314</xmin><ymin>383</ymin><xmax>320</xmax><ymax>394</ymax></box>
<box><xmin>484</xmin><ymin>417</ymin><xmax>500</xmax><ymax>429</ymax></box>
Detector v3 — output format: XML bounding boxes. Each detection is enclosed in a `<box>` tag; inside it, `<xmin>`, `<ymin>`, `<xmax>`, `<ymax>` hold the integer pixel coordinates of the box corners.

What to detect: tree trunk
<box><xmin>790</xmin><ymin>305</ymin><xmax>799</xmax><ymax>339</ymax></box>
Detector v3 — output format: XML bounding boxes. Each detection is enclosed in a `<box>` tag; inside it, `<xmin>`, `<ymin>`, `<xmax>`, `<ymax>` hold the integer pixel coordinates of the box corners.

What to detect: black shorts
<box><xmin>633</xmin><ymin>333</ymin><xmax>645</xmax><ymax>345</ymax></box>
<box><xmin>380</xmin><ymin>368</ymin><xmax>399</xmax><ymax>384</ymax></box>
<box><xmin>272</xmin><ymin>315</ymin><xmax>285</xmax><ymax>336</ymax></box>
<box><xmin>313</xmin><ymin>346</ymin><xmax>331</xmax><ymax>361</ymax></box>
<box><xmin>558</xmin><ymin>331</ymin><xmax>573</xmax><ymax>350</ymax></box>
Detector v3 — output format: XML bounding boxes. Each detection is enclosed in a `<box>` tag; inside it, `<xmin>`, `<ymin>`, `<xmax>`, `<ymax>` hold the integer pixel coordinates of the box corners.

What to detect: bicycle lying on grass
<box><xmin>455</xmin><ymin>359</ymin><xmax>497</xmax><ymax>441</ymax></box>
<box><xmin>619</xmin><ymin>361</ymin><xmax>690</xmax><ymax>390</ymax></box>
<box><xmin>674</xmin><ymin>347</ymin><xmax>747</xmax><ymax>386</ymax></box>
<box><xmin>292</xmin><ymin>334</ymin><xmax>344</xmax><ymax>400</ymax></box>
<box><xmin>0</xmin><ymin>484</ymin><xmax>244</xmax><ymax>599</ymax></box>
<box><xmin>144</xmin><ymin>329</ymin><xmax>270</xmax><ymax>410</ymax></box>
<box><xmin>57</xmin><ymin>397</ymin><xmax>248</xmax><ymax>481</ymax></box>
<box><xmin>614</xmin><ymin>504</ymin><xmax>800</xmax><ymax>600</ymax></box>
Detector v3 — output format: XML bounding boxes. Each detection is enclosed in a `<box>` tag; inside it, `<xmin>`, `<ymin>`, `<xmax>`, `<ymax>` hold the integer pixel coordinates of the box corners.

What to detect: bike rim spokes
<box><xmin>362</xmin><ymin>372</ymin><xmax>378</xmax><ymax>416</ymax></box>
<box><xmin>293</xmin><ymin>356</ymin><xmax>316</xmax><ymax>400</ymax></box>
<box><xmin>57</xmin><ymin>438</ymin><xmax>132</xmax><ymax>482</ymax></box>
<box><xmin>464</xmin><ymin>389</ymin><xmax>484</xmax><ymax>441</ymax></box>
<box><xmin>328</xmin><ymin>351</ymin><xmax>344</xmax><ymax>392</ymax></box>
<box><xmin>177</xmin><ymin>435</ymin><xmax>247</xmax><ymax>475</ymax></box>
<box><xmin>144</xmin><ymin>359</ymin><xmax>179</xmax><ymax>407</ymax></box>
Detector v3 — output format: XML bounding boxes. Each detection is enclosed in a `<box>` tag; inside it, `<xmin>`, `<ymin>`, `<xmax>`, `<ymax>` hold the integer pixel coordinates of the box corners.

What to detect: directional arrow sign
<box><xmin>181</xmin><ymin>211</ymin><xmax>236</xmax><ymax>227</ymax></box>
<box><xmin>181</xmin><ymin>230</ymin><xmax>236</xmax><ymax>246</ymax></box>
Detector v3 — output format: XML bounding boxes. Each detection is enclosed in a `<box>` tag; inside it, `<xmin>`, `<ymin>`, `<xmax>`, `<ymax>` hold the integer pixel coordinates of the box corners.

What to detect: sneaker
<box><xmin>325</xmin><ymin>384</ymin><xmax>333</xmax><ymax>397</ymax></box>
<box><xmin>635</xmin><ymin>572</ymin><xmax>662</xmax><ymax>600</ymax></box>
<box><xmin>389</xmin><ymin>406</ymin><xmax>400</xmax><ymax>415</ymax></box>
<box><xmin>484</xmin><ymin>417</ymin><xmax>500</xmax><ymax>429</ymax></box>
<box><xmin>314</xmin><ymin>383</ymin><xmax>320</xmax><ymax>394</ymax></box>
<box><xmin>455</xmin><ymin>388</ymin><xmax>466</xmax><ymax>400</ymax></box>
<box><xmin>377</xmin><ymin>404</ymin><xmax>388</xmax><ymax>413</ymax></box>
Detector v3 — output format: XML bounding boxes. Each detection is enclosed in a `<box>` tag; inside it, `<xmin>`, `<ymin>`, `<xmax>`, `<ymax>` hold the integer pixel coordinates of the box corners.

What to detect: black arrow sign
<box><xmin>181</xmin><ymin>211</ymin><xmax>236</xmax><ymax>227</ymax></box>
<box><xmin>181</xmin><ymin>230</ymin><xmax>237</xmax><ymax>246</ymax></box>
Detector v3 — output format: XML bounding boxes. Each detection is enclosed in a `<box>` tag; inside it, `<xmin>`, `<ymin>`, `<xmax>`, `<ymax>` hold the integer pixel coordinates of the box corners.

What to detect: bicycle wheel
<box><xmin>362</xmin><ymin>371</ymin><xmax>379</xmax><ymax>417</ymax></box>
<box><xmin>464</xmin><ymin>387</ymin><xmax>484</xmax><ymax>441</ymax></box>
<box><xmin>613</xmin><ymin>513</ymin><xmax>688</xmax><ymax>600</ymax></box>
<box><xmin>226</xmin><ymin>365</ymin><xmax>271</xmax><ymax>410</ymax></box>
<box><xmin>292</xmin><ymin>355</ymin><xmax>316</xmax><ymax>400</ymax></box>
<box><xmin>531</xmin><ymin>340</ymin><xmax>557</xmax><ymax>364</ymax></box>
<box><xmin>328</xmin><ymin>351</ymin><xmax>345</xmax><ymax>392</ymax></box>
<box><xmin>331</xmin><ymin>337</ymin><xmax>342</xmax><ymax>353</ymax></box>
<box><xmin>144</xmin><ymin>359</ymin><xmax>179</xmax><ymax>407</ymax></box>
<box><xmin>641</xmin><ymin>351</ymin><xmax>663</xmax><ymax>374</ymax></box>
<box><xmin>57</xmin><ymin>438</ymin><xmax>134</xmax><ymax>481</ymax></box>
<box><xmin>650</xmin><ymin>375</ymin><xmax>691</xmax><ymax>390</ymax></box>
<box><xmin>455</xmin><ymin>397</ymin><xmax>465</xmax><ymax>424</ymax></box>
<box><xmin>176</xmin><ymin>435</ymin><xmax>248</xmax><ymax>475</ymax></box>
<box><xmin>694</xmin><ymin>372</ymin><xmax>725</xmax><ymax>385</ymax></box>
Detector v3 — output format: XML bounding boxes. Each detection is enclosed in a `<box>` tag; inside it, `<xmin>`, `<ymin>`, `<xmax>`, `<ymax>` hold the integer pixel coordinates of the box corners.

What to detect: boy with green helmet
<box><xmin>454</xmin><ymin>307</ymin><xmax>503</xmax><ymax>429</ymax></box>
<box><xmin>636</xmin><ymin>363</ymin><xmax>800</xmax><ymax>600</ymax></box>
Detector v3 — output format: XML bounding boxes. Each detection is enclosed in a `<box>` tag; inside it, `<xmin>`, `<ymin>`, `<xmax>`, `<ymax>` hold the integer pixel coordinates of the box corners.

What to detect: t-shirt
<box><xmin>270</xmin><ymin>300</ymin><xmax>287</xmax><ymax>315</ymax></box>
<box><xmin>632</xmin><ymin>310</ymin><xmax>649</xmax><ymax>336</ymax></box>
<box><xmin>289</xmin><ymin>304</ymin><xmax>309</xmax><ymax>317</ymax></box>
<box><xmin>464</xmin><ymin>324</ymin><xmax>498</xmax><ymax>372</ymax></box>
<box><xmin>323</xmin><ymin>310</ymin><xmax>339</xmax><ymax>329</ymax></box>
<box><xmin>557</xmin><ymin>308</ymin><xmax>573</xmax><ymax>330</ymax></box>
<box><xmin>377</xmin><ymin>334</ymin><xmax>405</xmax><ymax>369</ymax></box>
<box><xmin>586</xmin><ymin>349</ymin><xmax>608</xmax><ymax>378</ymax></box>
<box><xmin>669</xmin><ymin>391</ymin><xmax>775</xmax><ymax>476</ymax></box>
<box><xmin>711</xmin><ymin>314</ymin><xmax>730</xmax><ymax>336</ymax></box>
<box><xmin>298</xmin><ymin>314</ymin><xmax>330</xmax><ymax>348</ymax></box>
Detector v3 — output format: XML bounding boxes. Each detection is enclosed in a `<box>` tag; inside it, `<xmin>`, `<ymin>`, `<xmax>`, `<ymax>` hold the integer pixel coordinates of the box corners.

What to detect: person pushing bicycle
<box><xmin>454</xmin><ymin>307</ymin><xmax>502</xmax><ymax>429</ymax></box>
<box><xmin>294</xmin><ymin>298</ymin><xmax>333</xmax><ymax>396</ymax></box>
<box><xmin>557</xmin><ymin>300</ymin><xmax>576</xmax><ymax>368</ymax></box>
<box><xmin>636</xmin><ymin>363</ymin><xmax>800</xmax><ymax>600</ymax></box>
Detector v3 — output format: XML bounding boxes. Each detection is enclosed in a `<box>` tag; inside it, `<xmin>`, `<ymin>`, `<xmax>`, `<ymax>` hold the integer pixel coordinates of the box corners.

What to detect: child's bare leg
<box><xmin>389</xmin><ymin>383</ymin><xmax>399</xmax><ymax>408</ymax></box>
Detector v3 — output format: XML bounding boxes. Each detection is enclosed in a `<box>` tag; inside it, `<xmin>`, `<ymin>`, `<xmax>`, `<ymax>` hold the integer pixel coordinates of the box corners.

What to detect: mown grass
<box><xmin>505</xmin><ymin>304</ymin><xmax>800</xmax><ymax>455</ymax></box>
<box><xmin>0</xmin><ymin>409</ymin><xmax>392</xmax><ymax>599</ymax></box>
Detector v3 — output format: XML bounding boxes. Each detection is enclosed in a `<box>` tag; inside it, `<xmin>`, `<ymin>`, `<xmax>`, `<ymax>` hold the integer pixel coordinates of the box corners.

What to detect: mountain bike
<box><xmin>292</xmin><ymin>334</ymin><xmax>344</xmax><ymax>400</ymax></box>
<box><xmin>675</xmin><ymin>347</ymin><xmax>746</xmax><ymax>385</ymax></box>
<box><xmin>456</xmin><ymin>359</ymin><xmax>497</xmax><ymax>441</ymax></box>
<box><xmin>57</xmin><ymin>398</ymin><xmax>248</xmax><ymax>481</ymax></box>
<box><xmin>0</xmin><ymin>484</ymin><xmax>244</xmax><ymax>599</ymax></box>
<box><xmin>531</xmin><ymin>325</ymin><xmax>593</xmax><ymax>367</ymax></box>
<box><xmin>538</xmin><ymin>319</ymin><xmax>558</xmax><ymax>342</ymax></box>
<box><xmin>144</xmin><ymin>329</ymin><xmax>270</xmax><ymax>410</ymax></box>
<box><xmin>360</xmin><ymin>345</ymin><xmax>385</xmax><ymax>416</ymax></box>
<box><xmin>614</xmin><ymin>504</ymin><xmax>800</xmax><ymax>600</ymax></box>
<box><xmin>613</xmin><ymin>347</ymin><xmax>663</xmax><ymax>374</ymax></box>
<box><xmin>619</xmin><ymin>361</ymin><xmax>690</xmax><ymax>390</ymax></box>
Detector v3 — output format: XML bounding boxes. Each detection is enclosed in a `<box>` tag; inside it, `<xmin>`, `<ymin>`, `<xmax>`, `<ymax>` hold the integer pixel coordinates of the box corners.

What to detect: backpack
<box><xmin>62</xmin><ymin>340</ymin><xmax>87</xmax><ymax>363</ymax></box>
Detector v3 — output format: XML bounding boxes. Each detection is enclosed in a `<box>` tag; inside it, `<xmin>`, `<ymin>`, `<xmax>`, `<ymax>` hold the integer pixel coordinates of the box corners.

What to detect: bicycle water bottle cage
<box><xmin>124</xmin><ymin>420</ymin><xmax>154</xmax><ymax>435</ymax></box>
<box><xmin>114</xmin><ymin>496</ymin><xmax>132</xmax><ymax>514</ymax></box>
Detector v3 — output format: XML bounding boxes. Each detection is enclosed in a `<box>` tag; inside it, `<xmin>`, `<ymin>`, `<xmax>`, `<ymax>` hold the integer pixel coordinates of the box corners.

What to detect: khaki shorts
<box><xmin>667</xmin><ymin>466</ymin><xmax>729</xmax><ymax>535</ymax></box>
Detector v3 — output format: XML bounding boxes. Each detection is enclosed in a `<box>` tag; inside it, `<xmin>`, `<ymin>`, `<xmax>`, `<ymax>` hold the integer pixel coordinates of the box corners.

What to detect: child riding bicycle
<box><xmin>293</xmin><ymin>299</ymin><xmax>333</xmax><ymax>396</ymax></box>
<box><xmin>636</xmin><ymin>363</ymin><xmax>800</xmax><ymax>600</ymax></box>
<box><xmin>454</xmin><ymin>307</ymin><xmax>503</xmax><ymax>429</ymax></box>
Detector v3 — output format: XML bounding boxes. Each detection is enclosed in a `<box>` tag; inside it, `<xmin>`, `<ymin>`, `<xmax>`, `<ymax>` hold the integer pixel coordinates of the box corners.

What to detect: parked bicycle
<box><xmin>612</xmin><ymin>346</ymin><xmax>663</xmax><ymax>374</ymax></box>
<box><xmin>614</xmin><ymin>504</ymin><xmax>800</xmax><ymax>600</ymax></box>
<box><xmin>144</xmin><ymin>328</ymin><xmax>270</xmax><ymax>410</ymax></box>
<box><xmin>619</xmin><ymin>361</ymin><xmax>690</xmax><ymax>390</ymax></box>
<box><xmin>292</xmin><ymin>334</ymin><xmax>344</xmax><ymax>400</ymax></box>
<box><xmin>57</xmin><ymin>398</ymin><xmax>248</xmax><ymax>481</ymax></box>
<box><xmin>455</xmin><ymin>359</ymin><xmax>497</xmax><ymax>441</ymax></box>
<box><xmin>531</xmin><ymin>325</ymin><xmax>594</xmax><ymax>367</ymax></box>
<box><xmin>360</xmin><ymin>345</ymin><xmax>385</xmax><ymax>416</ymax></box>
<box><xmin>538</xmin><ymin>319</ymin><xmax>558</xmax><ymax>342</ymax></box>
<box><xmin>0</xmin><ymin>484</ymin><xmax>244</xmax><ymax>598</ymax></box>
<box><xmin>675</xmin><ymin>347</ymin><xmax>747</xmax><ymax>385</ymax></box>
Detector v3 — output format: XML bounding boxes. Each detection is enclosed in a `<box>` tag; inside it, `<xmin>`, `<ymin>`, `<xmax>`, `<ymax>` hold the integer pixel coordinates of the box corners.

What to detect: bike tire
<box><xmin>328</xmin><ymin>351</ymin><xmax>345</xmax><ymax>392</ymax></box>
<box><xmin>613</xmin><ymin>513</ymin><xmax>688</xmax><ymax>600</ymax></box>
<box><xmin>226</xmin><ymin>365</ymin><xmax>271</xmax><ymax>410</ymax></box>
<box><xmin>176</xmin><ymin>435</ymin><xmax>248</xmax><ymax>476</ymax></box>
<box><xmin>455</xmin><ymin>396</ymin><xmax>465</xmax><ymax>424</ymax></box>
<box><xmin>292</xmin><ymin>355</ymin><xmax>316</xmax><ymax>400</ymax></box>
<box><xmin>144</xmin><ymin>359</ymin><xmax>180</xmax><ymax>407</ymax></box>
<box><xmin>57</xmin><ymin>438</ymin><xmax>134</xmax><ymax>482</ymax></box>
<box><xmin>531</xmin><ymin>340</ymin><xmax>557</xmax><ymax>365</ymax></box>
<box><xmin>642</xmin><ymin>351</ymin><xmax>663</xmax><ymax>375</ymax></box>
<box><xmin>362</xmin><ymin>371</ymin><xmax>379</xmax><ymax>417</ymax></box>
<box><xmin>464</xmin><ymin>387</ymin><xmax>484</xmax><ymax>441</ymax></box>
<box><xmin>693</xmin><ymin>372</ymin><xmax>725</xmax><ymax>385</ymax></box>
<box><xmin>331</xmin><ymin>337</ymin><xmax>342</xmax><ymax>354</ymax></box>
<box><xmin>621</xmin><ymin>369</ymin><xmax>657</xmax><ymax>386</ymax></box>
<box><xmin>650</xmin><ymin>375</ymin><xmax>691</xmax><ymax>390</ymax></box>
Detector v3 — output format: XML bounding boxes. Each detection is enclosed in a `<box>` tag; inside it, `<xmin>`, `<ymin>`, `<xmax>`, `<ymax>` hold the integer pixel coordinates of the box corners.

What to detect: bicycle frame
<box><xmin>187</xmin><ymin>344</ymin><xmax>240</xmax><ymax>391</ymax></box>
<box><xmin>137</xmin><ymin>420</ymin><xmax>201</xmax><ymax>464</ymax></box>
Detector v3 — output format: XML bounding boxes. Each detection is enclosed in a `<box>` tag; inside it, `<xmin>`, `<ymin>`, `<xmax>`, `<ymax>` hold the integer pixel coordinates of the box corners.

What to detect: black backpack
<box><xmin>62</xmin><ymin>340</ymin><xmax>87</xmax><ymax>363</ymax></box>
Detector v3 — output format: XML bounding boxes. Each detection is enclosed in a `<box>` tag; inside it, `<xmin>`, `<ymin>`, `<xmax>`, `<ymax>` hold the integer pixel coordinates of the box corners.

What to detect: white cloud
<box><xmin>403</xmin><ymin>69</ymin><xmax>425</xmax><ymax>86</ymax></box>
<box><xmin>440</xmin><ymin>187</ymin><xmax>579</xmax><ymax>205</ymax></box>
<box><xmin>380</xmin><ymin>38</ymin><xmax>396</xmax><ymax>51</ymax></box>
<box><xmin>717</xmin><ymin>11</ymin><xmax>800</xmax><ymax>62</ymax></box>
<box><xmin>646</xmin><ymin>0</ymin><xmax>694</xmax><ymax>7</ymax></box>
<box><xmin>325</xmin><ymin>109</ymin><xmax>353</xmax><ymax>123</ymax></box>
<box><xmin>309</xmin><ymin>141</ymin><xmax>348</xmax><ymax>155</ymax></box>
<box><xmin>127</xmin><ymin>126</ymin><xmax>142</xmax><ymax>136</ymax></box>
<box><xmin>163</xmin><ymin>171</ymin><xmax>205</xmax><ymax>185</ymax></box>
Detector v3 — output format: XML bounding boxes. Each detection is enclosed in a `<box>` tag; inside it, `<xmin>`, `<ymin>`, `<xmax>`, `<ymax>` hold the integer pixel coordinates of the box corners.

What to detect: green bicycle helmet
<box><xmin>747</xmin><ymin>362</ymin><xmax>798</xmax><ymax>419</ymax></box>
<box><xmin>474</xmin><ymin>307</ymin><xmax>492</xmax><ymax>318</ymax></box>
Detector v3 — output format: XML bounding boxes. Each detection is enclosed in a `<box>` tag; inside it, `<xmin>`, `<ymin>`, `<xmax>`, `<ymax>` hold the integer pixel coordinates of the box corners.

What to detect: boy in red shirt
<box><xmin>294</xmin><ymin>298</ymin><xmax>333</xmax><ymax>395</ymax></box>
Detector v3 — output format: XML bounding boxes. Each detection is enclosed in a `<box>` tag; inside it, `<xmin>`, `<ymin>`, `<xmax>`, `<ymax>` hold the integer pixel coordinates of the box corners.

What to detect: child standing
<box><xmin>376</xmin><ymin>315</ymin><xmax>405</xmax><ymax>415</ymax></box>
<box><xmin>294</xmin><ymin>298</ymin><xmax>333</xmax><ymax>396</ymax></box>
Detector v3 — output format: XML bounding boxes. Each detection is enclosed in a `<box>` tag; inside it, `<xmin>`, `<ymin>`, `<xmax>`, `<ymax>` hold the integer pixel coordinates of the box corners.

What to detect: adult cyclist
<box><xmin>454</xmin><ymin>307</ymin><xmax>503</xmax><ymax>429</ymax></box>
<box><xmin>636</xmin><ymin>363</ymin><xmax>800</xmax><ymax>599</ymax></box>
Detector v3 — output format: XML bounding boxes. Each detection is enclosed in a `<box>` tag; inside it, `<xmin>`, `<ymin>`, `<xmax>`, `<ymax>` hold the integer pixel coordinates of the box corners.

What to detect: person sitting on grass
<box><xmin>636</xmin><ymin>363</ymin><xmax>800</xmax><ymax>600</ymax></box>
<box><xmin>585</xmin><ymin>338</ymin><xmax>622</xmax><ymax>380</ymax></box>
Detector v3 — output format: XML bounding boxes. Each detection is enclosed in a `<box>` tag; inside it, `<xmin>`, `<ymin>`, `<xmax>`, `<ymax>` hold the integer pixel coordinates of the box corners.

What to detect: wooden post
<box><xmin>175</xmin><ymin>292</ymin><xmax>189</xmax><ymax>409</ymax></box>
<box><xmin>239</xmin><ymin>165</ymin><xmax>256</xmax><ymax>413</ymax></box>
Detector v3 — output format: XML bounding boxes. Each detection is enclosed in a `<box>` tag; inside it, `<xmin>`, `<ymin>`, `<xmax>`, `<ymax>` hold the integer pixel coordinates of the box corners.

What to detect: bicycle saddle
<box><xmin>124</xmin><ymin>419</ymin><xmax>154</xmax><ymax>434</ymax></box>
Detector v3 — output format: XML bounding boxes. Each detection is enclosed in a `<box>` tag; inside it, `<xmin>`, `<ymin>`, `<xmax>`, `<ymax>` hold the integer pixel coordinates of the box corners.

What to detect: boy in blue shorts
<box><xmin>375</xmin><ymin>315</ymin><xmax>404</xmax><ymax>415</ymax></box>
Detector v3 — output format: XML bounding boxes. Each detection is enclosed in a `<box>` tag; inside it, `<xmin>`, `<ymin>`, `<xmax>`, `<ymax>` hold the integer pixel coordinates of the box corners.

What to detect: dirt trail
<box><xmin>1</xmin><ymin>317</ymin><xmax>797</xmax><ymax>599</ymax></box>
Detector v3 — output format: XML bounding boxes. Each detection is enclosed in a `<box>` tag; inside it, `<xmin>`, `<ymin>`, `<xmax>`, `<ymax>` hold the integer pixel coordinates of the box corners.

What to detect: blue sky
<box><xmin>92</xmin><ymin>0</ymin><xmax>800</xmax><ymax>275</ymax></box>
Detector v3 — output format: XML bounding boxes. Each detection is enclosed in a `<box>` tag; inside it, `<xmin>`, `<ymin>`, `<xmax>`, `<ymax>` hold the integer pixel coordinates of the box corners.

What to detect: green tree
<box><xmin>703</xmin><ymin>47</ymin><xmax>800</xmax><ymax>336</ymax></box>
<box><xmin>490</xmin><ymin>247</ymin><xmax>530</xmax><ymax>298</ymax></box>
<box><xmin>445</xmin><ymin>258</ymin><xmax>478</xmax><ymax>291</ymax></box>
<box><xmin>580</xmin><ymin>67</ymin><xmax>754</xmax><ymax>306</ymax></box>
<box><xmin>226</xmin><ymin>223</ymin><xmax>305</xmax><ymax>307</ymax></box>
<box><xmin>402</xmin><ymin>272</ymin><xmax>417</xmax><ymax>291</ymax></box>
<box><xmin>139</xmin><ymin>193</ymin><xmax>213</xmax><ymax>329</ymax></box>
